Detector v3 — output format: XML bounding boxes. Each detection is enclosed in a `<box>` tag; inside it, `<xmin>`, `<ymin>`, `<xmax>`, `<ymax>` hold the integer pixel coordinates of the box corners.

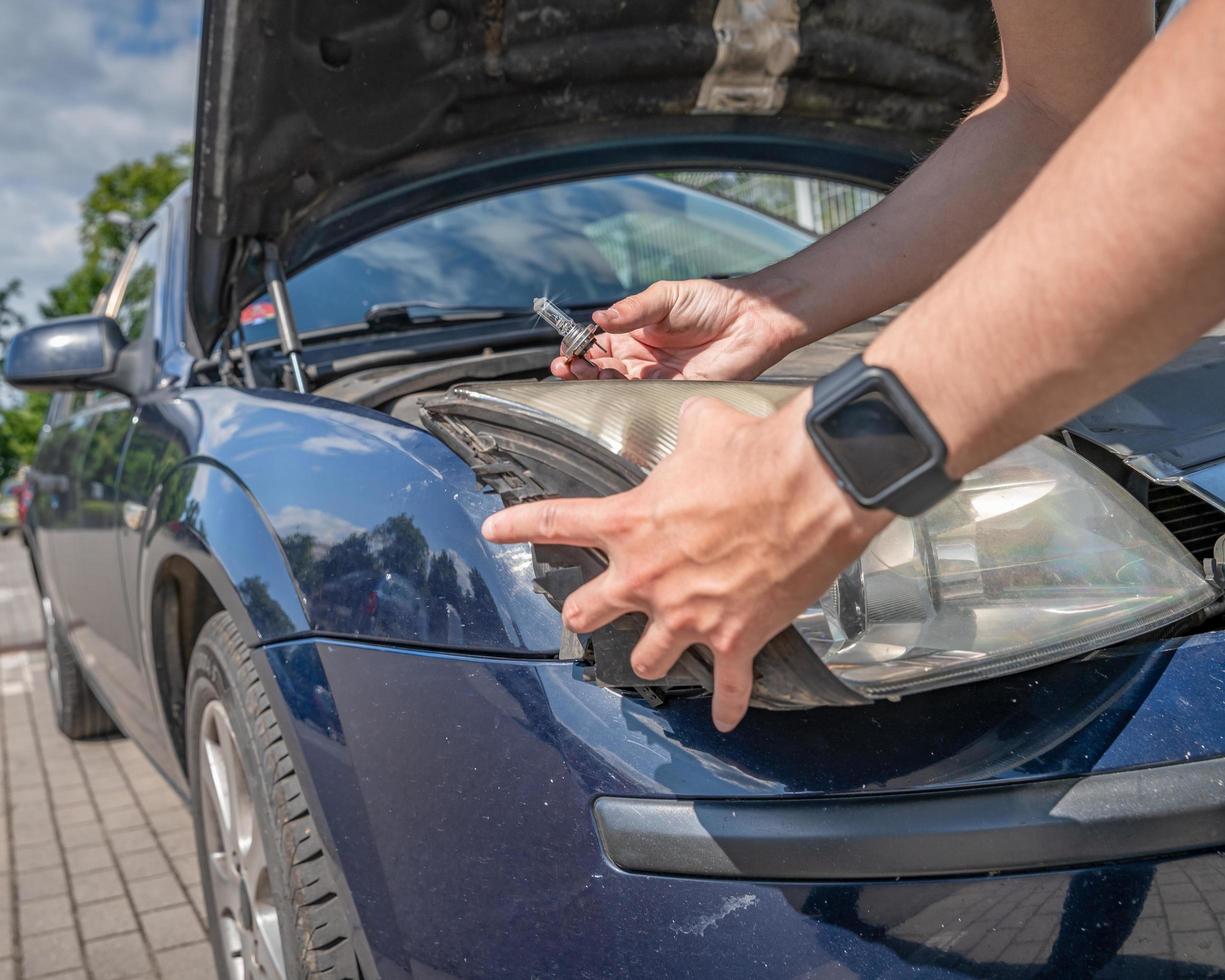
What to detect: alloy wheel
<box><xmin>199</xmin><ymin>700</ymin><xmax>286</xmax><ymax>980</ymax></box>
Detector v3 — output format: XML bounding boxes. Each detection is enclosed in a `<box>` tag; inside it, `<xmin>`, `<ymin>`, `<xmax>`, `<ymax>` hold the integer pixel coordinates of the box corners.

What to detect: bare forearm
<box><xmin>867</xmin><ymin>0</ymin><xmax>1225</xmax><ymax>478</ymax></box>
<box><xmin>747</xmin><ymin>0</ymin><xmax>1153</xmax><ymax>354</ymax></box>
<box><xmin>752</xmin><ymin>92</ymin><xmax>1071</xmax><ymax>344</ymax></box>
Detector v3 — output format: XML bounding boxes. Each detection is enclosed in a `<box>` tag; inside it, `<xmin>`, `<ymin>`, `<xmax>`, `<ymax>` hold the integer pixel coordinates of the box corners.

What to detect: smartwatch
<box><xmin>804</xmin><ymin>355</ymin><xmax>960</xmax><ymax>516</ymax></box>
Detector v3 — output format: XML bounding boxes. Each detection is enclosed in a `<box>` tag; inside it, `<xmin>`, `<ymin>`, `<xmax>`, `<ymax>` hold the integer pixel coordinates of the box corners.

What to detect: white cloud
<box><xmin>268</xmin><ymin>506</ymin><xmax>364</xmax><ymax>546</ymax></box>
<box><xmin>0</xmin><ymin>0</ymin><xmax>200</xmax><ymax>322</ymax></box>
<box><xmin>299</xmin><ymin>434</ymin><xmax>381</xmax><ymax>456</ymax></box>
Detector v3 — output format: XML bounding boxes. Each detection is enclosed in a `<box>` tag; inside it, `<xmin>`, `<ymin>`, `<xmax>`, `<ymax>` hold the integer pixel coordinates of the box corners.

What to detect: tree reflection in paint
<box><xmin>284</xmin><ymin>513</ymin><xmax>510</xmax><ymax>650</ymax></box>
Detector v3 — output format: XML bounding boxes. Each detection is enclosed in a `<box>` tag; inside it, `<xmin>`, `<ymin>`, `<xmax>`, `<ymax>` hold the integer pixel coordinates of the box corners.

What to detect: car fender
<box><xmin>140</xmin><ymin>387</ymin><xmax>559</xmax><ymax>656</ymax></box>
<box><xmin>141</xmin><ymin>458</ymin><xmax>310</xmax><ymax>649</ymax></box>
<box><xmin>190</xmin><ymin>387</ymin><xmax>558</xmax><ymax>654</ymax></box>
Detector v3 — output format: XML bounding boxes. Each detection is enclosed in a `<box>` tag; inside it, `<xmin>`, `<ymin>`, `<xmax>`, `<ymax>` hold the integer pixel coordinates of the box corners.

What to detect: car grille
<box><xmin>1146</xmin><ymin>483</ymin><xmax>1225</xmax><ymax>561</ymax></box>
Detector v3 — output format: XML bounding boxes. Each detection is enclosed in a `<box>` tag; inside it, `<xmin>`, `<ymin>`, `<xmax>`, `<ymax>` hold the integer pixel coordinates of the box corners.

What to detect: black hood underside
<box><xmin>190</xmin><ymin>0</ymin><xmax>998</xmax><ymax>351</ymax></box>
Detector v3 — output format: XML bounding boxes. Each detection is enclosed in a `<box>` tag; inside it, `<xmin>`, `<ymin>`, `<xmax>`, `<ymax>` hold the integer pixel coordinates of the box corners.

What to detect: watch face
<box><xmin>811</xmin><ymin>387</ymin><xmax>933</xmax><ymax>497</ymax></box>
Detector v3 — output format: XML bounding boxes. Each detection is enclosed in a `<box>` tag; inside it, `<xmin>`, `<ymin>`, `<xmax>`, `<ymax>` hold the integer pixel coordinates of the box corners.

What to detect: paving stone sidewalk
<box><xmin>0</xmin><ymin>540</ymin><xmax>43</xmax><ymax>655</ymax></box>
<box><xmin>0</xmin><ymin>652</ymin><xmax>213</xmax><ymax>979</ymax></box>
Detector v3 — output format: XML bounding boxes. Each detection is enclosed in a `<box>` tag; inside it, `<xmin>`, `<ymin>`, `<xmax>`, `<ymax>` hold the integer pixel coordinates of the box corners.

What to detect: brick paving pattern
<box><xmin>0</xmin><ymin>652</ymin><xmax>211</xmax><ymax>979</ymax></box>
<box><xmin>0</xmin><ymin>541</ymin><xmax>43</xmax><ymax>655</ymax></box>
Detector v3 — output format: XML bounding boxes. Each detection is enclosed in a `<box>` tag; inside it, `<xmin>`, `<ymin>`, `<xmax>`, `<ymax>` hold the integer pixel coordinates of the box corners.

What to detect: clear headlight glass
<box><xmin>426</xmin><ymin>380</ymin><xmax>1217</xmax><ymax>700</ymax></box>
<box><xmin>796</xmin><ymin>436</ymin><xmax>1215</xmax><ymax>697</ymax></box>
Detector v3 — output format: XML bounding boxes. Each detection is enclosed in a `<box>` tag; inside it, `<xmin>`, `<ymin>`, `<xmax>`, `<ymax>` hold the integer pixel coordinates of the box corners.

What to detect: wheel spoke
<box><xmin>253</xmin><ymin>900</ymin><xmax>287</xmax><ymax>980</ymax></box>
<box><xmin>209</xmin><ymin>851</ymin><xmax>242</xmax><ymax>921</ymax></box>
<box><xmin>247</xmin><ymin>834</ymin><xmax>286</xmax><ymax>980</ymax></box>
<box><xmin>230</xmin><ymin>752</ymin><xmax>255</xmax><ymax>870</ymax></box>
<box><xmin>218</xmin><ymin>914</ymin><xmax>246</xmax><ymax>980</ymax></box>
<box><xmin>241</xmin><ymin>822</ymin><xmax>266</xmax><ymax>898</ymax></box>
<box><xmin>218</xmin><ymin>716</ymin><xmax>249</xmax><ymax>857</ymax></box>
<box><xmin>203</xmin><ymin>730</ymin><xmax>238</xmax><ymax>857</ymax></box>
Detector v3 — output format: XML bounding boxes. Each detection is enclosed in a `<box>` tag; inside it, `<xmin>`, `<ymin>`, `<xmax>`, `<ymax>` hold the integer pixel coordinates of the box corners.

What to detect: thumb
<box><xmin>593</xmin><ymin>281</ymin><xmax>678</xmax><ymax>334</ymax></box>
<box><xmin>677</xmin><ymin>395</ymin><xmax>749</xmax><ymax>442</ymax></box>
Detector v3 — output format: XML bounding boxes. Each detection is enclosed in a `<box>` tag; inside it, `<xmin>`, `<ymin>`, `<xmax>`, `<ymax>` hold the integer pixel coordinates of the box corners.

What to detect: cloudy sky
<box><xmin>0</xmin><ymin>0</ymin><xmax>200</xmax><ymax>323</ymax></box>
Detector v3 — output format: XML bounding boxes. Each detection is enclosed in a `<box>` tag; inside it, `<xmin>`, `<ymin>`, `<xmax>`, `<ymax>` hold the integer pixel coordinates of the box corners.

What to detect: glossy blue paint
<box><xmin>133</xmin><ymin>385</ymin><xmax>561</xmax><ymax>654</ymax></box>
<box><xmin>144</xmin><ymin>457</ymin><xmax>310</xmax><ymax>641</ymax></box>
<box><xmin>258</xmin><ymin>631</ymin><xmax>1225</xmax><ymax>977</ymax></box>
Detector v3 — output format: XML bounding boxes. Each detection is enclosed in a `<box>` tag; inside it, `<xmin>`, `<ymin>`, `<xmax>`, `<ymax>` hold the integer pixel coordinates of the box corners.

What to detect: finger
<box><xmin>630</xmin><ymin>622</ymin><xmax>688</xmax><ymax>681</ymax></box>
<box><xmin>677</xmin><ymin>395</ymin><xmax>744</xmax><ymax>435</ymax></box>
<box><xmin>593</xmin><ymin>281</ymin><xmax>676</xmax><ymax>333</ymax></box>
<box><xmin>482</xmin><ymin>498</ymin><xmax>607</xmax><ymax>547</ymax></box>
<box><xmin>561</xmin><ymin>577</ymin><xmax>637</xmax><ymax>634</ymax></box>
<box><xmin>597</xmin><ymin>367</ymin><xmax>626</xmax><ymax>380</ymax></box>
<box><xmin>711</xmin><ymin>652</ymin><xmax>755</xmax><ymax>732</ymax></box>
<box><xmin>635</xmin><ymin>362</ymin><xmax>682</xmax><ymax>381</ymax></box>
<box><xmin>565</xmin><ymin>356</ymin><xmax>601</xmax><ymax>380</ymax></box>
<box><xmin>550</xmin><ymin>356</ymin><xmax>578</xmax><ymax>380</ymax></box>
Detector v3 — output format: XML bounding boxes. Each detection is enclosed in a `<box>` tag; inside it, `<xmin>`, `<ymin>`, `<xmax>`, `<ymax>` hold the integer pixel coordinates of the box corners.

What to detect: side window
<box><xmin>112</xmin><ymin>226</ymin><xmax>161</xmax><ymax>342</ymax></box>
<box><xmin>45</xmin><ymin>393</ymin><xmax>80</xmax><ymax>424</ymax></box>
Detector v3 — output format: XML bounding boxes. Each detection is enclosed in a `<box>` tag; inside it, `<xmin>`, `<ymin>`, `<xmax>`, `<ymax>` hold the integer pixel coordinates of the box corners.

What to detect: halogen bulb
<box><xmin>533</xmin><ymin>297</ymin><xmax>604</xmax><ymax>359</ymax></box>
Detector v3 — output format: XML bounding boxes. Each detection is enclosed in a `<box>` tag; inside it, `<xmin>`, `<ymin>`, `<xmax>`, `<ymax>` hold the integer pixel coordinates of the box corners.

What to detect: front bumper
<box><xmin>255</xmin><ymin>631</ymin><xmax>1225</xmax><ymax>978</ymax></box>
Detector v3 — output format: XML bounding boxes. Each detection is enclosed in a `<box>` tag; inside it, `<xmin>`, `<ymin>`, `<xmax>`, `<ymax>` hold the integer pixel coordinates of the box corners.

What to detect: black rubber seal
<box><xmin>593</xmin><ymin>756</ymin><xmax>1225</xmax><ymax>880</ymax></box>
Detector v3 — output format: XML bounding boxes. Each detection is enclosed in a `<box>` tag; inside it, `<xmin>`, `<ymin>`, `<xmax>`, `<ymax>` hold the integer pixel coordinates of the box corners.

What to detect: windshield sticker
<box><xmin>241</xmin><ymin>300</ymin><xmax>277</xmax><ymax>327</ymax></box>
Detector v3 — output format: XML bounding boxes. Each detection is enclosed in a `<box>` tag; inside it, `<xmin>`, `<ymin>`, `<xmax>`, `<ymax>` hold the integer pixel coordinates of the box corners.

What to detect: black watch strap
<box><xmin>804</xmin><ymin>355</ymin><xmax>960</xmax><ymax>517</ymax></box>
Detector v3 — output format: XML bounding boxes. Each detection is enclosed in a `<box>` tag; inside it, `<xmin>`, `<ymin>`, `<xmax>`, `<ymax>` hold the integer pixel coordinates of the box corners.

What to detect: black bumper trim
<box><xmin>593</xmin><ymin>757</ymin><xmax>1225</xmax><ymax>880</ymax></box>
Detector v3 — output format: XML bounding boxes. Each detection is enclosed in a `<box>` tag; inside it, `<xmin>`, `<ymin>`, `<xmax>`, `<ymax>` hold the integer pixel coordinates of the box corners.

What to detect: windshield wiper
<box><xmin>365</xmin><ymin>301</ymin><xmax>537</xmax><ymax>328</ymax></box>
<box><xmin>365</xmin><ymin>299</ymin><xmax>620</xmax><ymax>329</ymax></box>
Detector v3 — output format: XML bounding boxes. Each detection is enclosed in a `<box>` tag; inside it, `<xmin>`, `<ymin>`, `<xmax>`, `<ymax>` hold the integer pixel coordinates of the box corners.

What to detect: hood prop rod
<box><xmin>259</xmin><ymin>240</ymin><xmax>309</xmax><ymax>393</ymax></box>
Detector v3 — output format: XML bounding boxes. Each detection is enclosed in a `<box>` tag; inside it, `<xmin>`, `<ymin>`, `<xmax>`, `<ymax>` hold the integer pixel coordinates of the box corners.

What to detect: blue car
<box><xmin>8</xmin><ymin>2</ymin><xmax>1225</xmax><ymax>978</ymax></box>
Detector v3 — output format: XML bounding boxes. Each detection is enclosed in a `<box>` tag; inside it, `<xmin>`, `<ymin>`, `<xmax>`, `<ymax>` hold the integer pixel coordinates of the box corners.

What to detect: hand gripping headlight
<box><xmin>423</xmin><ymin>380</ymin><xmax>1217</xmax><ymax>706</ymax></box>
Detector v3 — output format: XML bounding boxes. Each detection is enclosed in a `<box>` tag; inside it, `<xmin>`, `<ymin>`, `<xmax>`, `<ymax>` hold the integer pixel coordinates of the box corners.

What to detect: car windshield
<box><xmin>240</xmin><ymin>174</ymin><xmax>821</xmax><ymax>342</ymax></box>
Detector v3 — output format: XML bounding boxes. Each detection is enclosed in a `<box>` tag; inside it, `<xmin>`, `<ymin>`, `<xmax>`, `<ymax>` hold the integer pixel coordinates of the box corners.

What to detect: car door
<box><xmin>29</xmin><ymin>392</ymin><xmax>88</xmax><ymax>615</ymax></box>
<box><xmin>50</xmin><ymin>225</ymin><xmax>164</xmax><ymax>736</ymax></box>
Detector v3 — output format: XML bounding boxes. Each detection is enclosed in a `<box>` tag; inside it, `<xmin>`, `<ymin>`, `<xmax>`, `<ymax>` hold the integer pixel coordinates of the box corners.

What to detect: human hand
<box><xmin>480</xmin><ymin>392</ymin><xmax>891</xmax><ymax>731</ymax></box>
<box><xmin>551</xmin><ymin>276</ymin><xmax>807</xmax><ymax>382</ymax></box>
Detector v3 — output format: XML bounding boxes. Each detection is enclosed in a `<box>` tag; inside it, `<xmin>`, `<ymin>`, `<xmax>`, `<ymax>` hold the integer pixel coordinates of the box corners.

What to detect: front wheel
<box><xmin>186</xmin><ymin>612</ymin><xmax>359</xmax><ymax>980</ymax></box>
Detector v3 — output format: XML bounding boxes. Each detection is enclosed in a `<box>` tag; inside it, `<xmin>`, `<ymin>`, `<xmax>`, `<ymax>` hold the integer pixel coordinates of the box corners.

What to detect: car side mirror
<box><xmin>3</xmin><ymin>316</ymin><xmax>140</xmax><ymax>398</ymax></box>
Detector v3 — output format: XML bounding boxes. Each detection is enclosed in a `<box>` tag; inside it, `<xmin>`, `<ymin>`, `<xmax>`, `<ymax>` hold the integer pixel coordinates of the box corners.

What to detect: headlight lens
<box><xmin>798</xmin><ymin>436</ymin><xmax>1214</xmax><ymax>697</ymax></box>
<box><xmin>424</xmin><ymin>380</ymin><xmax>1217</xmax><ymax>701</ymax></box>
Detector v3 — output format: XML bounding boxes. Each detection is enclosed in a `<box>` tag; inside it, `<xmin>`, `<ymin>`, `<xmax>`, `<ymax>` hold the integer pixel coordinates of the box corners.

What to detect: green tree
<box><xmin>0</xmin><ymin>392</ymin><xmax>50</xmax><ymax>480</ymax></box>
<box><xmin>0</xmin><ymin>278</ymin><xmax>43</xmax><ymax>479</ymax></box>
<box><xmin>0</xmin><ymin>144</ymin><xmax>193</xmax><ymax>479</ymax></box>
<box><xmin>41</xmin><ymin>143</ymin><xmax>191</xmax><ymax>319</ymax></box>
<box><xmin>0</xmin><ymin>278</ymin><xmax>25</xmax><ymax>338</ymax></box>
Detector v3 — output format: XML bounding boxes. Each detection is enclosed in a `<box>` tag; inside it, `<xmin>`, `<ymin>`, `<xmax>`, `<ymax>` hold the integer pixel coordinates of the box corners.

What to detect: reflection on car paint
<box><xmin>135</xmin><ymin>386</ymin><xmax>561</xmax><ymax>655</ymax></box>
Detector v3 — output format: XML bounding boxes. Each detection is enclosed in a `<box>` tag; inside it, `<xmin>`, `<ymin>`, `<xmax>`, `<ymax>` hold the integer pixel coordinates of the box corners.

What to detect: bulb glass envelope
<box><xmin>423</xmin><ymin>380</ymin><xmax>1216</xmax><ymax>703</ymax></box>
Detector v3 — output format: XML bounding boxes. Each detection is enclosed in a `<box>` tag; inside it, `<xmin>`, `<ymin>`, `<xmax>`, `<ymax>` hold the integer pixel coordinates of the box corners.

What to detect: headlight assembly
<box><xmin>423</xmin><ymin>380</ymin><xmax>1217</xmax><ymax>707</ymax></box>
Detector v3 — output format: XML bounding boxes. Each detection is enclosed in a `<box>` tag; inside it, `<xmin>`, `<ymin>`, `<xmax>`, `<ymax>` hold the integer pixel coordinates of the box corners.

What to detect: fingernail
<box><xmin>714</xmin><ymin>716</ymin><xmax>734</xmax><ymax>733</ymax></box>
<box><xmin>481</xmin><ymin>515</ymin><xmax>500</xmax><ymax>539</ymax></box>
<box><xmin>603</xmin><ymin>308</ymin><xmax>620</xmax><ymax>322</ymax></box>
<box><xmin>632</xmin><ymin>658</ymin><xmax>651</xmax><ymax>678</ymax></box>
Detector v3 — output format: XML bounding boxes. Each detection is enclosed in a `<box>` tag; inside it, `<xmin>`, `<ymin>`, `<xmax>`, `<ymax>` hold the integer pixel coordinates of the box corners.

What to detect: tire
<box><xmin>41</xmin><ymin>595</ymin><xmax>117</xmax><ymax>739</ymax></box>
<box><xmin>186</xmin><ymin>611</ymin><xmax>359</xmax><ymax>980</ymax></box>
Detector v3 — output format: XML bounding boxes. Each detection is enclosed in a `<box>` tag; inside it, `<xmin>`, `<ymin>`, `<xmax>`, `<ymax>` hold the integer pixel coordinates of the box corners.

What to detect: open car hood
<box><xmin>188</xmin><ymin>0</ymin><xmax>997</xmax><ymax>352</ymax></box>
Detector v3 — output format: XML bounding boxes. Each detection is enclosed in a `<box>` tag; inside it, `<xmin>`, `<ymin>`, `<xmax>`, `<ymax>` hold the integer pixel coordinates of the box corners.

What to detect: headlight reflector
<box><xmin>424</xmin><ymin>380</ymin><xmax>1217</xmax><ymax>704</ymax></box>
